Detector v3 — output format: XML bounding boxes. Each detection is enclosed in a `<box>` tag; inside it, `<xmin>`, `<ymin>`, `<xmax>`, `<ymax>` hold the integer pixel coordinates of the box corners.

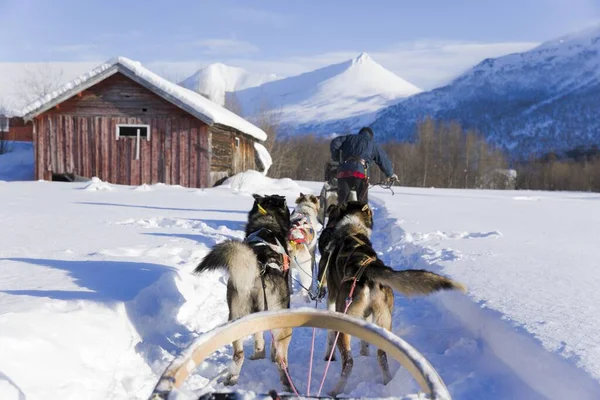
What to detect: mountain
<box><xmin>179</xmin><ymin>63</ymin><xmax>279</xmax><ymax>106</ymax></box>
<box><xmin>370</xmin><ymin>25</ymin><xmax>600</xmax><ymax>158</ymax></box>
<box><xmin>232</xmin><ymin>53</ymin><xmax>422</xmax><ymax>135</ymax></box>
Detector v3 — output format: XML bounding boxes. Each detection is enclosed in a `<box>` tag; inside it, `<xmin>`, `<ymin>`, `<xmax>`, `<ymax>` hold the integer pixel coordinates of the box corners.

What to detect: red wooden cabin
<box><xmin>21</xmin><ymin>57</ymin><xmax>267</xmax><ymax>187</ymax></box>
<box><xmin>0</xmin><ymin>116</ymin><xmax>34</xmax><ymax>142</ymax></box>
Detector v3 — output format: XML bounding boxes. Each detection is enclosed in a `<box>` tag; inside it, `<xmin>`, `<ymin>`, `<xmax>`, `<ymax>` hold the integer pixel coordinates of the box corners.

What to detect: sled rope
<box><xmin>316</xmin><ymin>245</ymin><xmax>375</xmax><ymax>397</ymax></box>
<box><xmin>306</xmin><ymin>242</ymin><xmax>327</xmax><ymax>396</ymax></box>
<box><xmin>260</xmin><ymin>273</ymin><xmax>300</xmax><ymax>397</ymax></box>
<box><xmin>316</xmin><ymin>275</ymin><xmax>360</xmax><ymax>397</ymax></box>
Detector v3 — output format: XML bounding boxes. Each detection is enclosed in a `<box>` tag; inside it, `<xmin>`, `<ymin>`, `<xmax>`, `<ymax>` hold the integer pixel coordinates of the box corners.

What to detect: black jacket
<box><xmin>330</xmin><ymin>131</ymin><xmax>394</xmax><ymax>178</ymax></box>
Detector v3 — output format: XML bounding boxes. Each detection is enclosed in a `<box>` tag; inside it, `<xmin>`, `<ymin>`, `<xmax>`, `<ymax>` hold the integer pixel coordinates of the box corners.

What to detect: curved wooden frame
<box><xmin>150</xmin><ymin>308</ymin><xmax>451</xmax><ymax>400</ymax></box>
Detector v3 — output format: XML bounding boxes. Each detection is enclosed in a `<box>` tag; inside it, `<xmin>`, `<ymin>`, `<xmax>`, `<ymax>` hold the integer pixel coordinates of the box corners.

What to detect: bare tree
<box><xmin>224</xmin><ymin>92</ymin><xmax>243</xmax><ymax>116</ymax></box>
<box><xmin>18</xmin><ymin>63</ymin><xmax>65</xmax><ymax>104</ymax></box>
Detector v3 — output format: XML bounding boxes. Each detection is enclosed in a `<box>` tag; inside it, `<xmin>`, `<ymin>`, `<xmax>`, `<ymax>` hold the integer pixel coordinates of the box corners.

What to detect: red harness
<box><xmin>288</xmin><ymin>215</ymin><xmax>315</xmax><ymax>245</ymax></box>
<box><xmin>337</xmin><ymin>170</ymin><xmax>366</xmax><ymax>180</ymax></box>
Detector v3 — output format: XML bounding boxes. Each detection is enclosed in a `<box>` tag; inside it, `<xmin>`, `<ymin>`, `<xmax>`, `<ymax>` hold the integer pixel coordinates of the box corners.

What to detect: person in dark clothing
<box><xmin>330</xmin><ymin>127</ymin><xmax>397</xmax><ymax>205</ymax></box>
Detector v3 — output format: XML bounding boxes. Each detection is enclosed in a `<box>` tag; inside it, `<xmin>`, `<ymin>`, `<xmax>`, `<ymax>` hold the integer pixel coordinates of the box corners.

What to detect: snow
<box><xmin>179</xmin><ymin>63</ymin><xmax>280</xmax><ymax>106</ymax></box>
<box><xmin>371</xmin><ymin>23</ymin><xmax>600</xmax><ymax>156</ymax></box>
<box><xmin>83</xmin><ymin>177</ymin><xmax>114</xmax><ymax>192</ymax></box>
<box><xmin>221</xmin><ymin>170</ymin><xmax>310</xmax><ymax>194</ymax></box>
<box><xmin>234</xmin><ymin>53</ymin><xmax>422</xmax><ymax>135</ymax></box>
<box><xmin>19</xmin><ymin>57</ymin><xmax>267</xmax><ymax>142</ymax></box>
<box><xmin>253</xmin><ymin>143</ymin><xmax>272</xmax><ymax>175</ymax></box>
<box><xmin>1</xmin><ymin>172</ymin><xmax>600</xmax><ymax>399</ymax></box>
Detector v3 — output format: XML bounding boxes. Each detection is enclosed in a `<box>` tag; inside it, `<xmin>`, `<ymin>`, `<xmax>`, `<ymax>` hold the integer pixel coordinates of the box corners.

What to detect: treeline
<box><xmin>247</xmin><ymin>103</ymin><xmax>600</xmax><ymax>192</ymax></box>
<box><xmin>265</xmin><ymin>118</ymin><xmax>513</xmax><ymax>189</ymax></box>
<box><xmin>516</xmin><ymin>147</ymin><xmax>600</xmax><ymax>192</ymax></box>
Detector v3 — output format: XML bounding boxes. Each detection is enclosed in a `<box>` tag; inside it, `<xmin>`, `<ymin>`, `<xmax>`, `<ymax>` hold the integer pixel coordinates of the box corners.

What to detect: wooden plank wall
<box><xmin>35</xmin><ymin>114</ymin><xmax>210</xmax><ymax>187</ymax></box>
<box><xmin>33</xmin><ymin>73</ymin><xmax>211</xmax><ymax>187</ymax></box>
<box><xmin>5</xmin><ymin>117</ymin><xmax>34</xmax><ymax>142</ymax></box>
<box><xmin>209</xmin><ymin>124</ymin><xmax>256</xmax><ymax>185</ymax></box>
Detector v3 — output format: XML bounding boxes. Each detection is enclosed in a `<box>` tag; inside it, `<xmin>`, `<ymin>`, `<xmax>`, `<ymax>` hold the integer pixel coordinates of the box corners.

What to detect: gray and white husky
<box><xmin>288</xmin><ymin>193</ymin><xmax>320</xmax><ymax>302</ymax></box>
<box><xmin>194</xmin><ymin>194</ymin><xmax>293</xmax><ymax>391</ymax></box>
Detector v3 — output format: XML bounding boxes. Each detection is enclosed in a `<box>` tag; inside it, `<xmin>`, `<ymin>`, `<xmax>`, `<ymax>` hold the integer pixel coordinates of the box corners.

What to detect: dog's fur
<box><xmin>319</xmin><ymin>201</ymin><xmax>466</xmax><ymax>396</ymax></box>
<box><xmin>317</xmin><ymin>181</ymin><xmax>338</xmax><ymax>225</ymax></box>
<box><xmin>288</xmin><ymin>193</ymin><xmax>320</xmax><ymax>302</ymax></box>
<box><xmin>194</xmin><ymin>194</ymin><xmax>293</xmax><ymax>390</ymax></box>
<box><xmin>317</xmin><ymin>161</ymin><xmax>339</xmax><ymax>224</ymax></box>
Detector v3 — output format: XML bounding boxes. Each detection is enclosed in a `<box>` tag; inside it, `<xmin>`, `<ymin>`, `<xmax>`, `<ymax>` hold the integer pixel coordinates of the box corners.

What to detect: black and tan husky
<box><xmin>318</xmin><ymin>201</ymin><xmax>466</xmax><ymax>396</ymax></box>
<box><xmin>194</xmin><ymin>194</ymin><xmax>293</xmax><ymax>390</ymax></box>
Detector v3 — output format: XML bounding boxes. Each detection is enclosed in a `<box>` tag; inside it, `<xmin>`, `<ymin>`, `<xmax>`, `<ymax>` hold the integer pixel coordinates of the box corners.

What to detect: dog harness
<box><xmin>288</xmin><ymin>214</ymin><xmax>316</xmax><ymax>246</ymax></box>
<box><xmin>246</xmin><ymin>229</ymin><xmax>290</xmax><ymax>272</ymax></box>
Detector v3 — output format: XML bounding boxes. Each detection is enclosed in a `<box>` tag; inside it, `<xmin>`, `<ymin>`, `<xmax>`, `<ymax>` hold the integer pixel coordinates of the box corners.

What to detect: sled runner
<box><xmin>150</xmin><ymin>309</ymin><xmax>451</xmax><ymax>400</ymax></box>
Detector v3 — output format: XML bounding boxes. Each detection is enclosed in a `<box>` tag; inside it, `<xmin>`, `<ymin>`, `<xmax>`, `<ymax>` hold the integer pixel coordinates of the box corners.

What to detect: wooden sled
<box><xmin>150</xmin><ymin>308</ymin><xmax>451</xmax><ymax>400</ymax></box>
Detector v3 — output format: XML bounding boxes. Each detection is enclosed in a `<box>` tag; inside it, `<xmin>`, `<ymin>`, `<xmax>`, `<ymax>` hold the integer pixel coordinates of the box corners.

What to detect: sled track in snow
<box><xmin>369</xmin><ymin>197</ymin><xmax>600</xmax><ymax>400</ymax></box>
<box><xmin>121</xmin><ymin>198</ymin><xmax>600</xmax><ymax>399</ymax></box>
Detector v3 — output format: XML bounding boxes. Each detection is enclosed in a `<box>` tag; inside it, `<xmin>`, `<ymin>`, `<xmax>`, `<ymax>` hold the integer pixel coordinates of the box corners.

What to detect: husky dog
<box><xmin>319</xmin><ymin>201</ymin><xmax>466</xmax><ymax>396</ymax></box>
<box><xmin>318</xmin><ymin>182</ymin><xmax>338</xmax><ymax>225</ymax></box>
<box><xmin>194</xmin><ymin>194</ymin><xmax>293</xmax><ymax>390</ymax></box>
<box><xmin>317</xmin><ymin>161</ymin><xmax>339</xmax><ymax>224</ymax></box>
<box><xmin>287</xmin><ymin>193</ymin><xmax>320</xmax><ymax>302</ymax></box>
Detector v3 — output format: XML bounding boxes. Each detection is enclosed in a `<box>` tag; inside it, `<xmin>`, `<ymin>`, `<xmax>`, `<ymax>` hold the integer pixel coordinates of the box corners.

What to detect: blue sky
<box><xmin>1</xmin><ymin>0</ymin><xmax>599</xmax><ymax>88</ymax></box>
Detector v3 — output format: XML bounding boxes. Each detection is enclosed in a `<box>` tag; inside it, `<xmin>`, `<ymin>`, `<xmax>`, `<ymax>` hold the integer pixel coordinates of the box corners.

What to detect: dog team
<box><xmin>194</xmin><ymin>192</ymin><xmax>466</xmax><ymax>396</ymax></box>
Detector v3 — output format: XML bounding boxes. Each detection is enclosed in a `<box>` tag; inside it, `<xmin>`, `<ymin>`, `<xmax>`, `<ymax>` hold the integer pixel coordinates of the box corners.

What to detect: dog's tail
<box><xmin>194</xmin><ymin>240</ymin><xmax>259</xmax><ymax>294</ymax></box>
<box><xmin>364</xmin><ymin>264</ymin><xmax>466</xmax><ymax>296</ymax></box>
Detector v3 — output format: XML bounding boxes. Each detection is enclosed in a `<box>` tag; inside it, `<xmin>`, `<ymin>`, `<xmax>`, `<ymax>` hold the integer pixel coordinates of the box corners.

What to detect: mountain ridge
<box><xmin>370</xmin><ymin>25</ymin><xmax>600</xmax><ymax>158</ymax></box>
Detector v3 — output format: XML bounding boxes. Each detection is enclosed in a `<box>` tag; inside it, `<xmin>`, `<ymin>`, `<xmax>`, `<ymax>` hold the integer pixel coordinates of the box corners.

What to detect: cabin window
<box><xmin>235</xmin><ymin>137</ymin><xmax>240</xmax><ymax>148</ymax></box>
<box><xmin>116</xmin><ymin>124</ymin><xmax>150</xmax><ymax>161</ymax></box>
<box><xmin>116</xmin><ymin>124</ymin><xmax>150</xmax><ymax>140</ymax></box>
<box><xmin>0</xmin><ymin>115</ymin><xmax>9</xmax><ymax>133</ymax></box>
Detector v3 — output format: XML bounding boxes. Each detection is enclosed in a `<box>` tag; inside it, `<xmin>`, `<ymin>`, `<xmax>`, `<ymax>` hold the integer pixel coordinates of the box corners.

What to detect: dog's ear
<box><xmin>310</xmin><ymin>195</ymin><xmax>319</xmax><ymax>205</ymax></box>
<box><xmin>295</xmin><ymin>195</ymin><xmax>302</xmax><ymax>204</ymax></box>
<box><xmin>252</xmin><ymin>194</ymin><xmax>263</xmax><ymax>201</ymax></box>
<box><xmin>362</xmin><ymin>204</ymin><xmax>372</xmax><ymax>218</ymax></box>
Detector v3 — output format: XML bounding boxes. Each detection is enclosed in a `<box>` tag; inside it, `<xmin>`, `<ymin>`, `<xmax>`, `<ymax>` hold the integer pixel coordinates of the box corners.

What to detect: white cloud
<box><xmin>193</xmin><ymin>38</ymin><xmax>259</xmax><ymax>55</ymax></box>
<box><xmin>370</xmin><ymin>40</ymin><xmax>540</xmax><ymax>89</ymax></box>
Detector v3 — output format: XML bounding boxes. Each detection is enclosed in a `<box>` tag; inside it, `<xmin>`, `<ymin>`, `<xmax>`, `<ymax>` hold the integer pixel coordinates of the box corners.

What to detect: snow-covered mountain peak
<box><xmin>353</xmin><ymin>52</ymin><xmax>372</xmax><ymax>64</ymax></box>
<box><xmin>179</xmin><ymin>63</ymin><xmax>280</xmax><ymax>105</ymax></box>
<box><xmin>231</xmin><ymin>53</ymin><xmax>421</xmax><ymax>134</ymax></box>
<box><xmin>371</xmin><ymin>24</ymin><xmax>600</xmax><ymax>158</ymax></box>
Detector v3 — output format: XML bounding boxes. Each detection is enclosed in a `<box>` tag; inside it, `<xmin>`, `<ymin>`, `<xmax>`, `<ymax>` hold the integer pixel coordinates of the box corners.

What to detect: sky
<box><xmin>0</xmin><ymin>0</ymin><xmax>600</xmax><ymax>89</ymax></box>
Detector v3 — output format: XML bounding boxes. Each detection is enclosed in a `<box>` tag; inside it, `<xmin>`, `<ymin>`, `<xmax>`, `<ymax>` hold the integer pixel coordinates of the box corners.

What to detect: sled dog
<box><xmin>319</xmin><ymin>201</ymin><xmax>466</xmax><ymax>396</ymax></box>
<box><xmin>317</xmin><ymin>161</ymin><xmax>339</xmax><ymax>224</ymax></box>
<box><xmin>194</xmin><ymin>194</ymin><xmax>293</xmax><ymax>390</ymax></box>
<box><xmin>287</xmin><ymin>193</ymin><xmax>320</xmax><ymax>302</ymax></box>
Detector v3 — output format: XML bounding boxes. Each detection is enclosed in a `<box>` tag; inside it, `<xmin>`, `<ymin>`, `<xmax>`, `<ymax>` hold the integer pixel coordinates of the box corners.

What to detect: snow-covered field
<box><xmin>1</xmin><ymin>146</ymin><xmax>600</xmax><ymax>399</ymax></box>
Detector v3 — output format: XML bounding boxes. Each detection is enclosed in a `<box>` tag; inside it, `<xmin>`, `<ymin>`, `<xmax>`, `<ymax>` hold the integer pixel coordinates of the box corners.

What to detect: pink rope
<box><xmin>306</xmin><ymin>327</ymin><xmax>317</xmax><ymax>395</ymax></box>
<box><xmin>316</xmin><ymin>278</ymin><xmax>358</xmax><ymax>397</ymax></box>
<box><xmin>270</xmin><ymin>330</ymin><xmax>300</xmax><ymax>396</ymax></box>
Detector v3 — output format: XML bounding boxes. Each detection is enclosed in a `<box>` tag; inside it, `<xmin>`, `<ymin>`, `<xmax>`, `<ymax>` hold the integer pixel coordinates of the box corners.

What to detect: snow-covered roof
<box><xmin>20</xmin><ymin>57</ymin><xmax>267</xmax><ymax>141</ymax></box>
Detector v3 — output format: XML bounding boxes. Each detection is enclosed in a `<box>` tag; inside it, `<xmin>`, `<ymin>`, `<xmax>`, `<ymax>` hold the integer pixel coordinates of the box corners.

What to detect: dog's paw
<box><xmin>223</xmin><ymin>374</ymin><xmax>239</xmax><ymax>386</ymax></box>
<box><xmin>250</xmin><ymin>350</ymin><xmax>266</xmax><ymax>360</ymax></box>
<box><xmin>360</xmin><ymin>342</ymin><xmax>370</xmax><ymax>357</ymax></box>
<box><xmin>324</xmin><ymin>353</ymin><xmax>337</xmax><ymax>362</ymax></box>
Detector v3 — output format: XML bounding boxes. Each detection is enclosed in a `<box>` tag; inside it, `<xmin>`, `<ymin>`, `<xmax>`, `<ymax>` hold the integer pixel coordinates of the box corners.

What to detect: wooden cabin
<box><xmin>20</xmin><ymin>57</ymin><xmax>268</xmax><ymax>187</ymax></box>
<box><xmin>0</xmin><ymin>116</ymin><xmax>34</xmax><ymax>142</ymax></box>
